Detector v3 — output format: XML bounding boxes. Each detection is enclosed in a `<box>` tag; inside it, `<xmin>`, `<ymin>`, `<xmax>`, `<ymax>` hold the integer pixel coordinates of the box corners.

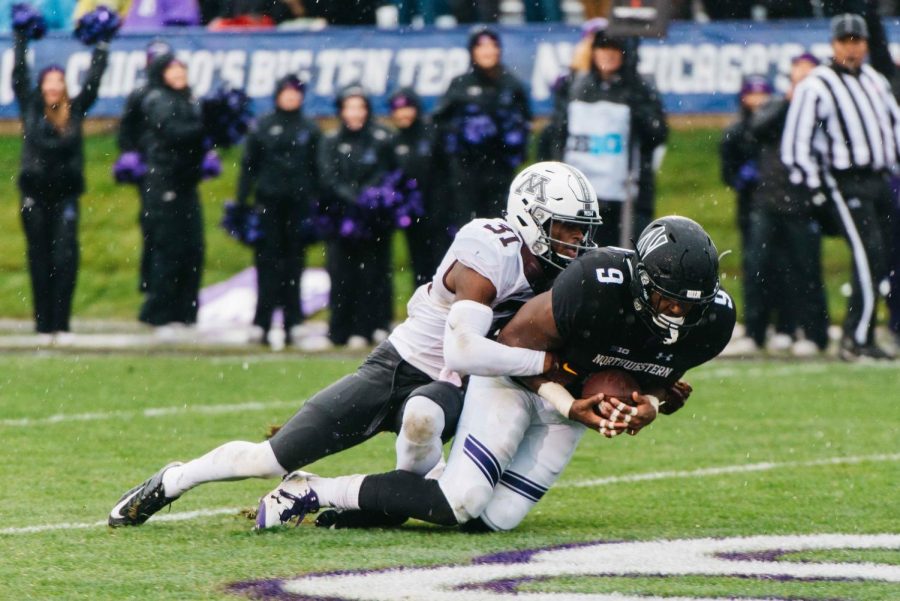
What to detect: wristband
<box><xmin>645</xmin><ymin>394</ymin><xmax>660</xmax><ymax>414</ymax></box>
<box><xmin>537</xmin><ymin>381</ymin><xmax>575</xmax><ymax>418</ymax></box>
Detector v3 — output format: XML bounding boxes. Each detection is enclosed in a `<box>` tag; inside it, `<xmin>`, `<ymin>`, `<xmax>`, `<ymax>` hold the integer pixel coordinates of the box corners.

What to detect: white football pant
<box><xmin>438</xmin><ymin>375</ymin><xmax>585</xmax><ymax>531</ymax></box>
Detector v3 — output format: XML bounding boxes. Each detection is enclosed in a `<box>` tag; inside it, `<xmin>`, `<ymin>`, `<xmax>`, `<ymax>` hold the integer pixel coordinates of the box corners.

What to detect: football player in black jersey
<box><xmin>254</xmin><ymin>216</ymin><xmax>736</xmax><ymax>532</ymax></box>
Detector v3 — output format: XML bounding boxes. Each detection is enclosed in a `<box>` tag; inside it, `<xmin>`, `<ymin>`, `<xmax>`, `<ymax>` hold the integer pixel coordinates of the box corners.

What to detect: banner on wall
<box><xmin>1</xmin><ymin>21</ymin><xmax>898</xmax><ymax>119</ymax></box>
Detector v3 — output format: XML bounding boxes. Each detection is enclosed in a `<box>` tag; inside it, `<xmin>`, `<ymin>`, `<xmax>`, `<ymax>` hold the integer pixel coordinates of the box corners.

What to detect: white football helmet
<box><xmin>505</xmin><ymin>161</ymin><xmax>602</xmax><ymax>270</ymax></box>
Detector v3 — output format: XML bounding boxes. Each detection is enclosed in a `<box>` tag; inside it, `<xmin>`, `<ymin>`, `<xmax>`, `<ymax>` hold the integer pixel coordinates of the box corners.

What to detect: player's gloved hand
<box><xmin>598</xmin><ymin>392</ymin><xmax>659</xmax><ymax>437</ymax></box>
<box><xmin>660</xmin><ymin>380</ymin><xmax>692</xmax><ymax>415</ymax></box>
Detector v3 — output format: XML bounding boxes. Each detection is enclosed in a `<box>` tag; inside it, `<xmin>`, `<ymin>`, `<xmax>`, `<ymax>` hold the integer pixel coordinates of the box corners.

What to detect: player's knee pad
<box><xmin>400</xmin><ymin>396</ymin><xmax>445</xmax><ymax>445</ymax></box>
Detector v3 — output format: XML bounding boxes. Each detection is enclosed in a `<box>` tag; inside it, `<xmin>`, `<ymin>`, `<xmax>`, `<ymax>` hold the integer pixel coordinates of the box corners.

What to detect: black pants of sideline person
<box><xmin>139</xmin><ymin>180</ymin><xmax>204</xmax><ymax>327</ymax></box>
<box><xmin>253</xmin><ymin>195</ymin><xmax>307</xmax><ymax>338</ymax></box>
<box><xmin>826</xmin><ymin>170</ymin><xmax>893</xmax><ymax>347</ymax></box>
<box><xmin>743</xmin><ymin>209</ymin><xmax>829</xmax><ymax>349</ymax></box>
<box><xmin>326</xmin><ymin>234</ymin><xmax>392</xmax><ymax>345</ymax></box>
<box><xmin>20</xmin><ymin>195</ymin><xmax>79</xmax><ymax>333</ymax></box>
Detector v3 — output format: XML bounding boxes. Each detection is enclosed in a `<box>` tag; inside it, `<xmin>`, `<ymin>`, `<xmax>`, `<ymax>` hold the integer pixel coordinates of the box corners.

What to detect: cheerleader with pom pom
<box><xmin>137</xmin><ymin>50</ymin><xmax>206</xmax><ymax>329</ymax></box>
<box><xmin>317</xmin><ymin>84</ymin><xmax>396</xmax><ymax>348</ymax></box>
<box><xmin>232</xmin><ymin>75</ymin><xmax>321</xmax><ymax>348</ymax></box>
<box><xmin>10</xmin><ymin>3</ymin><xmax>112</xmax><ymax>337</ymax></box>
<box><xmin>433</xmin><ymin>27</ymin><xmax>530</xmax><ymax>228</ymax></box>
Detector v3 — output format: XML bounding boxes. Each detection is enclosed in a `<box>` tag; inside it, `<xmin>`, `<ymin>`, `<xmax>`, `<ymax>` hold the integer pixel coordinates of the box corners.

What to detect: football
<box><xmin>581</xmin><ymin>369</ymin><xmax>640</xmax><ymax>403</ymax></box>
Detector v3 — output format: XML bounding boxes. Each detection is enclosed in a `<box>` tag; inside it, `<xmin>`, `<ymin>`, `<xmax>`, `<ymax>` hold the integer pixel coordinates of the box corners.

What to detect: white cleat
<box><xmin>254</xmin><ymin>471</ymin><xmax>320</xmax><ymax>530</ymax></box>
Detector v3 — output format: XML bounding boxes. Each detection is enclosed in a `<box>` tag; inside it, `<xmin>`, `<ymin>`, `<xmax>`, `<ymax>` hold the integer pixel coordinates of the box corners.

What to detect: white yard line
<box><xmin>1</xmin><ymin>399</ymin><xmax>303</xmax><ymax>427</ymax></box>
<box><xmin>561</xmin><ymin>453</ymin><xmax>900</xmax><ymax>488</ymax></box>
<box><xmin>0</xmin><ymin>508</ymin><xmax>242</xmax><ymax>535</ymax></box>
<box><xmin>3</xmin><ymin>453</ymin><xmax>898</xmax><ymax>536</ymax></box>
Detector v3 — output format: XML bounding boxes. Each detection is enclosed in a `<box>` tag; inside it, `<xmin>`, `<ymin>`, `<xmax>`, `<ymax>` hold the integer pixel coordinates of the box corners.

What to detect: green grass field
<box><xmin>1</xmin><ymin>353</ymin><xmax>898</xmax><ymax>600</ymax></box>
<box><xmin>0</xmin><ymin>128</ymin><xmax>858</xmax><ymax>323</ymax></box>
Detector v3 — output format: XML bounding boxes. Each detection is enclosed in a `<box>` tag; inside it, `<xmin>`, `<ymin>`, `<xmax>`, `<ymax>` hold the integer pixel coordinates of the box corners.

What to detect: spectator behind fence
<box><xmin>745</xmin><ymin>57</ymin><xmax>830</xmax><ymax>356</ymax></box>
<box><xmin>138</xmin><ymin>53</ymin><xmax>206</xmax><ymax>331</ymax></box>
<box><xmin>721</xmin><ymin>76</ymin><xmax>796</xmax><ymax>354</ymax></box>
<box><xmin>434</xmin><ymin>27</ymin><xmax>530</xmax><ymax>229</ymax></box>
<box><xmin>0</xmin><ymin>0</ymin><xmax>76</xmax><ymax>31</ymax></box>
<box><xmin>236</xmin><ymin>75</ymin><xmax>320</xmax><ymax>348</ymax></box>
<box><xmin>11</xmin><ymin>12</ymin><xmax>110</xmax><ymax>338</ymax></box>
<box><xmin>782</xmin><ymin>14</ymin><xmax>900</xmax><ymax>361</ymax></box>
<box><xmin>388</xmin><ymin>88</ymin><xmax>448</xmax><ymax>287</ymax></box>
<box><xmin>317</xmin><ymin>85</ymin><xmax>396</xmax><ymax>349</ymax></box>
<box><xmin>551</xmin><ymin>30</ymin><xmax>667</xmax><ymax>247</ymax></box>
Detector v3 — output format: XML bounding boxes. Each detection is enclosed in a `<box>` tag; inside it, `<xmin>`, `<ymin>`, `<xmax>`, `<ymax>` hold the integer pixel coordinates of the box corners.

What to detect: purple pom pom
<box><xmin>12</xmin><ymin>4</ymin><xmax>47</xmax><ymax>41</ymax></box>
<box><xmin>74</xmin><ymin>6</ymin><xmax>121</xmax><ymax>46</ymax></box>
<box><xmin>112</xmin><ymin>152</ymin><xmax>147</xmax><ymax>184</ymax></box>
<box><xmin>201</xmin><ymin>150</ymin><xmax>222</xmax><ymax>180</ymax></box>
<box><xmin>202</xmin><ymin>85</ymin><xmax>254</xmax><ymax>149</ymax></box>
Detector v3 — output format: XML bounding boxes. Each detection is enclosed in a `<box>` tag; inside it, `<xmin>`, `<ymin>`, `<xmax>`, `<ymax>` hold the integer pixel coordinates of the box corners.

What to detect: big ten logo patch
<box><xmin>230</xmin><ymin>533</ymin><xmax>900</xmax><ymax>600</ymax></box>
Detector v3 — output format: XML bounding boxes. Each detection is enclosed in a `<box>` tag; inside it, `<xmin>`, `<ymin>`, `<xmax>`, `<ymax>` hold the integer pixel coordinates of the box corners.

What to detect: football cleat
<box><xmin>108</xmin><ymin>462</ymin><xmax>182</xmax><ymax>527</ymax></box>
<box><xmin>254</xmin><ymin>471</ymin><xmax>320</xmax><ymax>530</ymax></box>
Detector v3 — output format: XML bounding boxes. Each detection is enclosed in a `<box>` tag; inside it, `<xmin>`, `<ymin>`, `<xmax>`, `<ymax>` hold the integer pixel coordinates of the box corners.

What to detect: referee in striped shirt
<box><xmin>782</xmin><ymin>13</ymin><xmax>900</xmax><ymax>361</ymax></box>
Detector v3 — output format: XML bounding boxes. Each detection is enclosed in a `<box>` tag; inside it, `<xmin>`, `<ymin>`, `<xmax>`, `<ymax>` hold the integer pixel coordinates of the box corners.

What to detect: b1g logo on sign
<box><xmin>230</xmin><ymin>533</ymin><xmax>900</xmax><ymax>600</ymax></box>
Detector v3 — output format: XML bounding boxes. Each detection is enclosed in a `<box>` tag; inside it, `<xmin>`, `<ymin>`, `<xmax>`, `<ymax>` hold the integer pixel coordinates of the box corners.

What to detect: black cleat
<box><xmin>108</xmin><ymin>462</ymin><xmax>182</xmax><ymax>527</ymax></box>
<box><xmin>315</xmin><ymin>509</ymin><xmax>408</xmax><ymax>530</ymax></box>
<box><xmin>839</xmin><ymin>339</ymin><xmax>896</xmax><ymax>362</ymax></box>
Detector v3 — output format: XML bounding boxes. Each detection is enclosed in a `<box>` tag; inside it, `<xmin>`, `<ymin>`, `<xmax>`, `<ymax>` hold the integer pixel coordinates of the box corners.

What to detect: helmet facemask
<box><xmin>630</xmin><ymin>254</ymin><xmax>719</xmax><ymax>344</ymax></box>
<box><xmin>529</xmin><ymin>206</ymin><xmax>601</xmax><ymax>271</ymax></box>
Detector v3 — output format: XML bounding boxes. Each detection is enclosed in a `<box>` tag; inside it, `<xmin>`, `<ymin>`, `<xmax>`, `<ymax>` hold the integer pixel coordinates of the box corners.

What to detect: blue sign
<box><xmin>1</xmin><ymin>21</ymin><xmax>898</xmax><ymax>119</ymax></box>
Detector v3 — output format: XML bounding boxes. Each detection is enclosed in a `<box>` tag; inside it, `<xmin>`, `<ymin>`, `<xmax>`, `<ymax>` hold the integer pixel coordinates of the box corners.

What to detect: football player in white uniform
<box><xmin>109</xmin><ymin>161</ymin><xmax>602</xmax><ymax>528</ymax></box>
<box><xmin>255</xmin><ymin>217</ymin><xmax>736</xmax><ymax>532</ymax></box>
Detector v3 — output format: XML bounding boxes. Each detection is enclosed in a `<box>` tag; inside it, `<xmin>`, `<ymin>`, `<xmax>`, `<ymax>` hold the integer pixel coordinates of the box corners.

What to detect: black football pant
<box><xmin>253</xmin><ymin>195</ymin><xmax>306</xmax><ymax>336</ymax></box>
<box><xmin>326</xmin><ymin>235</ymin><xmax>392</xmax><ymax>345</ymax></box>
<box><xmin>20</xmin><ymin>195</ymin><xmax>79</xmax><ymax>333</ymax></box>
<box><xmin>139</xmin><ymin>179</ymin><xmax>204</xmax><ymax>326</ymax></box>
<box><xmin>826</xmin><ymin>170</ymin><xmax>892</xmax><ymax>346</ymax></box>
<box><xmin>268</xmin><ymin>341</ymin><xmax>463</xmax><ymax>471</ymax></box>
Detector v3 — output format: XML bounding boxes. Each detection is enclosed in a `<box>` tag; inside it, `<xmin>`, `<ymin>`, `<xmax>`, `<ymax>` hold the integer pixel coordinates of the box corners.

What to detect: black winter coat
<box><xmin>237</xmin><ymin>108</ymin><xmax>321</xmax><ymax>205</ymax></box>
<box><xmin>748</xmin><ymin>97</ymin><xmax>812</xmax><ymax>217</ymax></box>
<box><xmin>140</xmin><ymin>56</ymin><xmax>205</xmax><ymax>189</ymax></box>
<box><xmin>433</xmin><ymin>66</ymin><xmax>531</xmax><ymax>166</ymax></box>
<box><xmin>317</xmin><ymin>122</ymin><xmax>394</xmax><ymax>210</ymax></box>
<box><xmin>391</xmin><ymin>118</ymin><xmax>440</xmax><ymax>199</ymax></box>
<box><xmin>13</xmin><ymin>35</ymin><xmax>108</xmax><ymax>200</ymax></box>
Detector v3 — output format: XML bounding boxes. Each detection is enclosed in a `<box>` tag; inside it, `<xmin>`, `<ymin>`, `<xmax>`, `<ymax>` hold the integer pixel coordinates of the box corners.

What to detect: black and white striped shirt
<box><xmin>781</xmin><ymin>62</ymin><xmax>900</xmax><ymax>189</ymax></box>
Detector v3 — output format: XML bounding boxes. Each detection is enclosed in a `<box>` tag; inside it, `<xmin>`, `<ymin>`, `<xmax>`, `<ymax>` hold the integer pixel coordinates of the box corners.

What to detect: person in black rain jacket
<box><xmin>12</xmin><ymin>30</ymin><xmax>109</xmax><ymax>336</ymax></box>
<box><xmin>236</xmin><ymin>74</ymin><xmax>321</xmax><ymax>346</ymax></box>
<box><xmin>434</xmin><ymin>27</ymin><xmax>530</xmax><ymax>227</ymax></box>
<box><xmin>138</xmin><ymin>52</ymin><xmax>206</xmax><ymax>328</ymax></box>
<box><xmin>317</xmin><ymin>84</ymin><xmax>396</xmax><ymax>348</ymax></box>
<box><xmin>388</xmin><ymin>87</ymin><xmax>448</xmax><ymax>287</ymax></box>
<box><xmin>118</xmin><ymin>39</ymin><xmax>172</xmax><ymax>294</ymax></box>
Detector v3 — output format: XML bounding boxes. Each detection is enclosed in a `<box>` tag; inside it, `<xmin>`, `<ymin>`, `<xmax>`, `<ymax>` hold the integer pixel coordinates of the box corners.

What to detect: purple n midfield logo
<box><xmin>229</xmin><ymin>533</ymin><xmax>900</xmax><ymax>600</ymax></box>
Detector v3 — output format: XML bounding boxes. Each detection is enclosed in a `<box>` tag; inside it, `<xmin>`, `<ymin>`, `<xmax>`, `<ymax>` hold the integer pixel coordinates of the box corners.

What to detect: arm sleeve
<box><xmin>72</xmin><ymin>43</ymin><xmax>109</xmax><ymax>115</ymax></box>
<box><xmin>236</xmin><ymin>128</ymin><xmax>260</xmax><ymax>205</ymax></box>
<box><xmin>316</xmin><ymin>135</ymin><xmax>357</xmax><ymax>205</ymax></box>
<box><xmin>781</xmin><ymin>81</ymin><xmax>823</xmax><ymax>189</ymax></box>
<box><xmin>631</xmin><ymin>81</ymin><xmax>668</xmax><ymax>149</ymax></box>
<box><xmin>443</xmin><ymin>300</ymin><xmax>547</xmax><ymax>377</ymax></box>
<box><xmin>12</xmin><ymin>34</ymin><xmax>32</xmax><ymax>109</ymax></box>
<box><xmin>118</xmin><ymin>90</ymin><xmax>143</xmax><ymax>152</ymax></box>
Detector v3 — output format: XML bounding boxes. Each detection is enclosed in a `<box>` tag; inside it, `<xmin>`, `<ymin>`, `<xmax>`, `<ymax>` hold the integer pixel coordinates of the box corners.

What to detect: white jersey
<box><xmin>388</xmin><ymin>217</ymin><xmax>540</xmax><ymax>380</ymax></box>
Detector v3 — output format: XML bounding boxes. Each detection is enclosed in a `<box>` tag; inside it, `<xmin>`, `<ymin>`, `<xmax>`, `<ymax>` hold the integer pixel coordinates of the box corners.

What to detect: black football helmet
<box><xmin>630</xmin><ymin>216</ymin><xmax>720</xmax><ymax>342</ymax></box>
